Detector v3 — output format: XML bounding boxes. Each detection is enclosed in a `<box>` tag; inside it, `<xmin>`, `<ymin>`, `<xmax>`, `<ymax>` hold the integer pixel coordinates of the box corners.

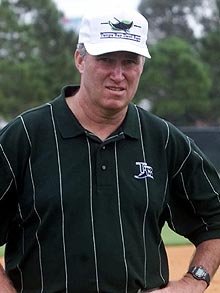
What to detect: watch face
<box><xmin>195</xmin><ymin>267</ymin><xmax>206</xmax><ymax>278</ymax></box>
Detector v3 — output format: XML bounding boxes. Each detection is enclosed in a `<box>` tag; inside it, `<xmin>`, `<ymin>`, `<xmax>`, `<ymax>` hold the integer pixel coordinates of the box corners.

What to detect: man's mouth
<box><xmin>107</xmin><ymin>86</ymin><xmax>124</xmax><ymax>92</ymax></box>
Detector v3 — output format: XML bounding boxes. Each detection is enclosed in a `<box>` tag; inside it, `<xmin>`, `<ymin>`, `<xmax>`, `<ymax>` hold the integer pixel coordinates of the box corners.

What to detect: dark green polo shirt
<box><xmin>1</xmin><ymin>85</ymin><xmax>220</xmax><ymax>292</ymax></box>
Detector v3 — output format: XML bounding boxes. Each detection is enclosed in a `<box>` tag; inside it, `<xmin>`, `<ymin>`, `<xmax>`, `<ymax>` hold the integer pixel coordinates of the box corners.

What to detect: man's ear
<box><xmin>74</xmin><ymin>50</ymin><xmax>84</xmax><ymax>73</ymax></box>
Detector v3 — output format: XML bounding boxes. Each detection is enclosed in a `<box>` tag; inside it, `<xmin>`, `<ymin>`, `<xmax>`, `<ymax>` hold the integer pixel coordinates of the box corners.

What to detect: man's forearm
<box><xmin>182</xmin><ymin>238</ymin><xmax>220</xmax><ymax>292</ymax></box>
<box><xmin>188</xmin><ymin>239</ymin><xmax>220</xmax><ymax>279</ymax></box>
<box><xmin>0</xmin><ymin>264</ymin><xmax>16</xmax><ymax>293</ymax></box>
<box><xmin>149</xmin><ymin>239</ymin><xmax>220</xmax><ymax>292</ymax></box>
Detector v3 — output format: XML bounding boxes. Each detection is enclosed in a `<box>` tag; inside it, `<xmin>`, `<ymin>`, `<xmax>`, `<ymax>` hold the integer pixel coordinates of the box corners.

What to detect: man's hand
<box><xmin>149</xmin><ymin>276</ymin><xmax>207</xmax><ymax>292</ymax></box>
<box><xmin>143</xmin><ymin>239</ymin><xmax>220</xmax><ymax>293</ymax></box>
<box><xmin>0</xmin><ymin>264</ymin><xmax>16</xmax><ymax>293</ymax></box>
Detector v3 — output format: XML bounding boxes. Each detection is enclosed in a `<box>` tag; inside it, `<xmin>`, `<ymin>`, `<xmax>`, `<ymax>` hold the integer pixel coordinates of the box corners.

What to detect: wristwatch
<box><xmin>187</xmin><ymin>266</ymin><xmax>210</xmax><ymax>287</ymax></box>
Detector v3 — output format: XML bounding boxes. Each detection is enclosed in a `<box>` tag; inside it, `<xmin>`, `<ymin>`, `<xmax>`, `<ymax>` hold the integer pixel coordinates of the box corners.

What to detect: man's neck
<box><xmin>66</xmin><ymin>94</ymin><xmax>127</xmax><ymax>141</ymax></box>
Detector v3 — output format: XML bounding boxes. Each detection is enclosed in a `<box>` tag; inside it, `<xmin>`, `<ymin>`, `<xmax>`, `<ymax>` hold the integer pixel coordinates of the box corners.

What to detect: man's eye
<box><xmin>127</xmin><ymin>60</ymin><xmax>135</xmax><ymax>63</ymax></box>
<box><xmin>96</xmin><ymin>56</ymin><xmax>111</xmax><ymax>62</ymax></box>
<box><xmin>125</xmin><ymin>59</ymin><xmax>137</xmax><ymax>65</ymax></box>
<box><xmin>101</xmin><ymin>58</ymin><xmax>112</xmax><ymax>63</ymax></box>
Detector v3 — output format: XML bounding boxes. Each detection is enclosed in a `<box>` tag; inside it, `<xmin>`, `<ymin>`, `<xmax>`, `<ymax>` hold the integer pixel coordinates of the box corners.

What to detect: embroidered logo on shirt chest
<box><xmin>134</xmin><ymin>162</ymin><xmax>154</xmax><ymax>179</ymax></box>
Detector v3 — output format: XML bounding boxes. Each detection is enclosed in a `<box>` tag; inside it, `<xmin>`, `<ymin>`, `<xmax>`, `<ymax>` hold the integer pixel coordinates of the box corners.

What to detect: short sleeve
<box><xmin>167</xmin><ymin>137</ymin><xmax>220</xmax><ymax>246</ymax></box>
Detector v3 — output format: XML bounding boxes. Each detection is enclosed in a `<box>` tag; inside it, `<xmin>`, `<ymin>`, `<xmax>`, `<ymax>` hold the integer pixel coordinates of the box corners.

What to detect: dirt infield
<box><xmin>0</xmin><ymin>245</ymin><xmax>219</xmax><ymax>292</ymax></box>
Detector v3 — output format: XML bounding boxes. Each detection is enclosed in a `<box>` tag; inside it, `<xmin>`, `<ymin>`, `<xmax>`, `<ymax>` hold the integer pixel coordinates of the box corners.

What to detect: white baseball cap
<box><xmin>78</xmin><ymin>8</ymin><xmax>151</xmax><ymax>58</ymax></box>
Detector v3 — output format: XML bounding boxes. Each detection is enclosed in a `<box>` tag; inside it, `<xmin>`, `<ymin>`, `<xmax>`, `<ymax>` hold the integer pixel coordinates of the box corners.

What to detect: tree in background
<box><xmin>197</xmin><ymin>0</ymin><xmax>220</xmax><ymax>35</ymax></box>
<box><xmin>197</xmin><ymin>0</ymin><xmax>220</xmax><ymax>124</ymax></box>
<box><xmin>0</xmin><ymin>0</ymin><xmax>79</xmax><ymax>119</ymax></box>
<box><xmin>139</xmin><ymin>0</ymin><xmax>216</xmax><ymax>42</ymax></box>
<box><xmin>136</xmin><ymin>37</ymin><xmax>211</xmax><ymax>125</ymax></box>
<box><xmin>137</xmin><ymin>0</ymin><xmax>220</xmax><ymax>126</ymax></box>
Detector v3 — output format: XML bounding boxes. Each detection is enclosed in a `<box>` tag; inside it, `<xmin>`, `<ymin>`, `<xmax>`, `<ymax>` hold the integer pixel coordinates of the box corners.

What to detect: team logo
<box><xmin>134</xmin><ymin>162</ymin><xmax>154</xmax><ymax>180</ymax></box>
<box><xmin>109</xmin><ymin>18</ymin><xmax>133</xmax><ymax>32</ymax></box>
<box><xmin>100</xmin><ymin>17</ymin><xmax>142</xmax><ymax>43</ymax></box>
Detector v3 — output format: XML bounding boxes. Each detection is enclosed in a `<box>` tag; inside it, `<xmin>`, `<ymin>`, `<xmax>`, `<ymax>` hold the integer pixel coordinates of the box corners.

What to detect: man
<box><xmin>0</xmin><ymin>7</ymin><xmax>220</xmax><ymax>293</ymax></box>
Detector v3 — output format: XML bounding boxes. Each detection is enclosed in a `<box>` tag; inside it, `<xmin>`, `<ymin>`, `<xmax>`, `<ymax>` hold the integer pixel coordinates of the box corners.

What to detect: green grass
<box><xmin>162</xmin><ymin>223</ymin><xmax>191</xmax><ymax>246</ymax></box>
<box><xmin>0</xmin><ymin>246</ymin><xmax>5</xmax><ymax>258</ymax></box>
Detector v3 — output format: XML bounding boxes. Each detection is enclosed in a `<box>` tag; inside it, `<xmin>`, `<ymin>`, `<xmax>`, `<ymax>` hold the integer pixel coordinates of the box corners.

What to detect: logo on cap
<box><xmin>109</xmin><ymin>18</ymin><xmax>134</xmax><ymax>32</ymax></box>
<box><xmin>100</xmin><ymin>17</ymin><xmax>142</xmax><ymax>43</ymax></box>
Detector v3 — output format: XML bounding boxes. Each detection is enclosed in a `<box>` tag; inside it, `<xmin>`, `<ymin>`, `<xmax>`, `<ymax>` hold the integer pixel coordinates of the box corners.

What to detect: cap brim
<box><xmin>84</xmin><ymin>43</ymin><xmax>151</xmax><ymax>58</ymax></box>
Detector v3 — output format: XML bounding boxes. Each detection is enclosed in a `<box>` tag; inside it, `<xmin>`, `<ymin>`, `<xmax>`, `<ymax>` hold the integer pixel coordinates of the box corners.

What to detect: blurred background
<box><xmin>0</xmin><ymin>0</ymin><xmax>220</xmax><ymax>169</ymax></box>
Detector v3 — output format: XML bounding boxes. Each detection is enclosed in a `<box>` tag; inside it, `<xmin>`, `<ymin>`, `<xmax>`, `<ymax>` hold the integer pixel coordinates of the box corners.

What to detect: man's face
<box><xmin>75</xmin><ymin>50</ymin><xmax>145</xmax><ymax>113</ymax></box>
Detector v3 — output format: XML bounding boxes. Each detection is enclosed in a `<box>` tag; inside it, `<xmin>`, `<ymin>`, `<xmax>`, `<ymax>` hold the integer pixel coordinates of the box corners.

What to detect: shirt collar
<box><xmin>52</xmin><ymin>85</ymin><xmax>140</xmax><ymax>140</ymax></box>
<box><xmin>51</xmin><ymin>85</ymin><xmax>84</xmax><ymax>138</ymax></box>
<box><xmin>122</xmin><ymin>103</ymin><xmax>140</xmax><ymax>140</ymax></box>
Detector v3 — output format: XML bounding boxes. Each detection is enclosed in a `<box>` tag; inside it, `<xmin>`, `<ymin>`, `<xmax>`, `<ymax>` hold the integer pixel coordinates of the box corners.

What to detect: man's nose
<box><xmin>110</xmin><ymin>64</ymin><xmax>125</xmax><ymax>81</ymax></box>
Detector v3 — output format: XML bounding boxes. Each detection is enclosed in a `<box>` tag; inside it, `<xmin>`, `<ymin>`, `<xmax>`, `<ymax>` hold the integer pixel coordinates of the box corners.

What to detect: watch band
<box><xmin>187</xmin><ymin>266</ymin><xmax>210</xmax><ymax>287</ymax></box>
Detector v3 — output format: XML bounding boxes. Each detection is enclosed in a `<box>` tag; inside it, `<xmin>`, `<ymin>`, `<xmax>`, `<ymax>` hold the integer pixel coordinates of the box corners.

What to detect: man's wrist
<box><xmin>184</xmin><ymin>272</ymin><xmax>209</xmax><ymax>291</ymax></box>
<box><xmin>187</xmin><ymin>265</ymin><xmax>210</xmax><ymax>288</ymax></box>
